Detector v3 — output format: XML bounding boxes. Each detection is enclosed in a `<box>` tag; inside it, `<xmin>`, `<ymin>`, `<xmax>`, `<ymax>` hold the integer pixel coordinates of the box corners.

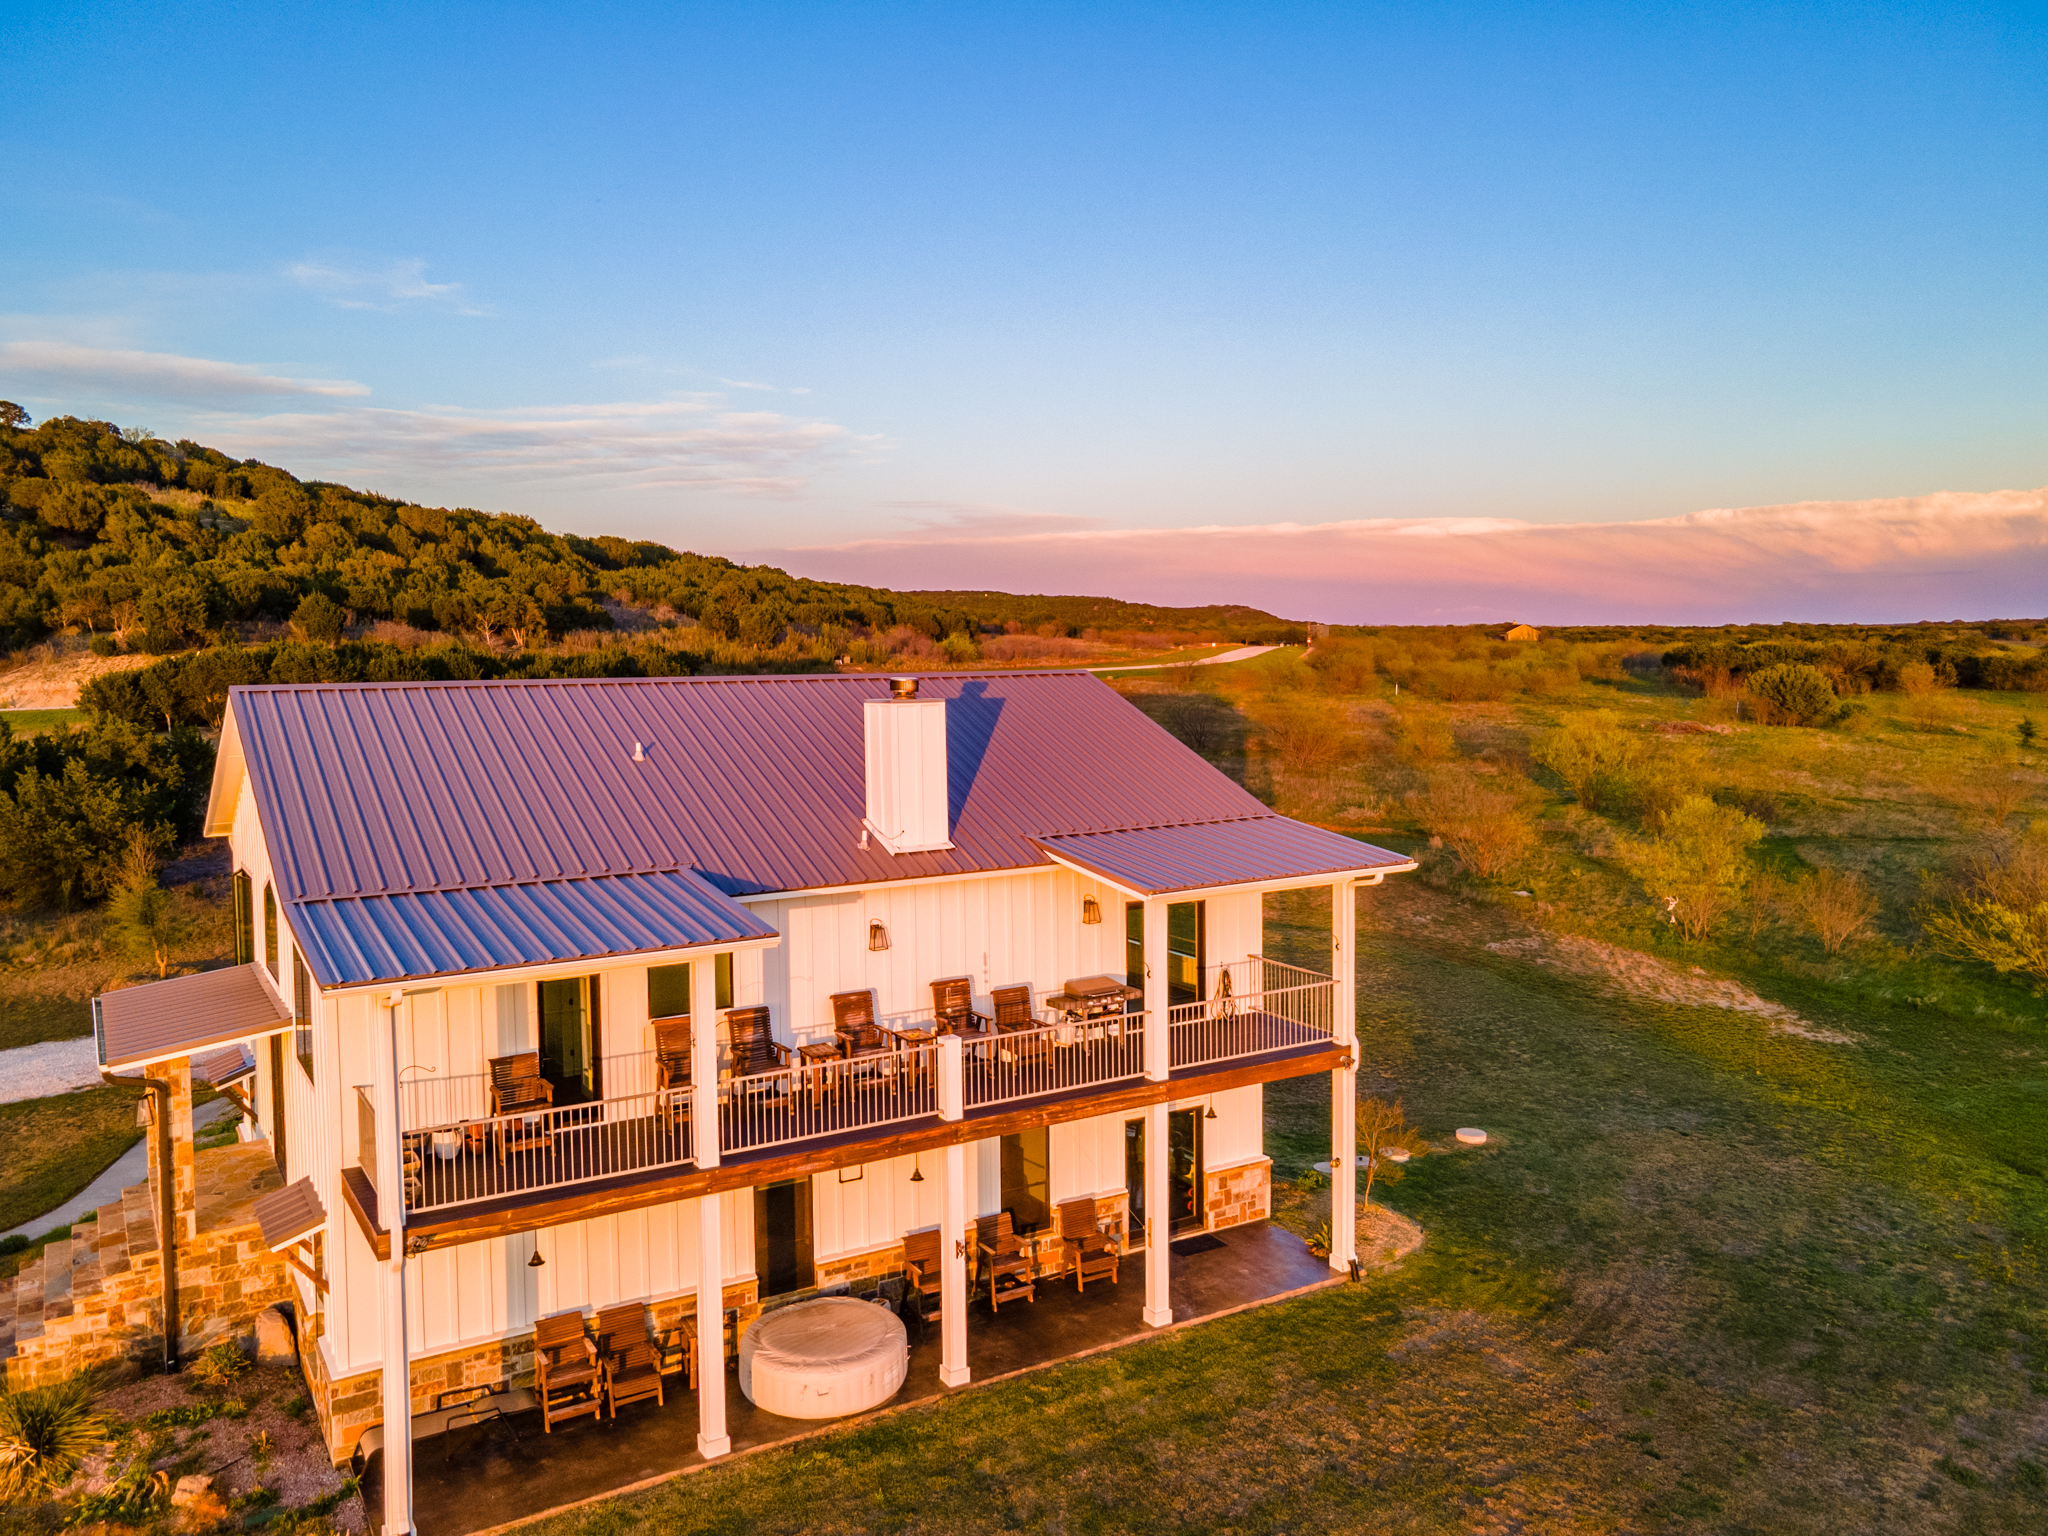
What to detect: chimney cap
<box><xmin>888</xmin><ymin>676</ymin><xmax>919</xmax><ymax>700</ymax></box>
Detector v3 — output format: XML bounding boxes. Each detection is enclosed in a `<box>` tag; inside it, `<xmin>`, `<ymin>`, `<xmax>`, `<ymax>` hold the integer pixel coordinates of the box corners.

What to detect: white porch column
<box><xmin>1142</xmin><ymin>1100</ymin><xmax>1171</xmax><ymax>1326</ymax></box>
<box><xmin>1142</xmin><ymin>896</ymin><xmax>1168</xmax><ymax>1082</ymax></box>
<box><xmin>374</xmin><ymin>992</ymin><xmax>413</xmax><ymax>1536</ymax></box>
<box><xmin>691</xmin><ymin>958</ymin><xmax>720</xmax><ymax>1170</ymax></box>
<box><xmin>695</xmin><ymin>1194</ymin><xmax>730</xmax><ymax>1458</ymax></box>
<box><xmin>939</xmin><ymin>1140</ymin><xmax>969</xmax><ymax>1386</ymax></box>
<box><xmin>1330</xmin><ymin>878</ymin><xmax>1359</xmax><ymax>1274</ymax></box>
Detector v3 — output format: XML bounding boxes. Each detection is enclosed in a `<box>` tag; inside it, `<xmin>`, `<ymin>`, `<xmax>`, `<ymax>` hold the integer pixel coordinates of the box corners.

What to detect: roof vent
<box><xmin>631</xmin><ymin>741</ymin><xmax>646</xmax><ymax>763</ymax></box>
<box><xmin>864</xmin><ymin>685</ymin><xmax>952</xmax><ymax>855</ymax></box>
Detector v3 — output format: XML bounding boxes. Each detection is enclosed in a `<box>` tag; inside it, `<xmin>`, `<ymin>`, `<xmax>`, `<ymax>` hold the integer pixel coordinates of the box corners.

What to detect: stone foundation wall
<box><xmin>1203</xmin><ymin>1156</ymin><xmax>1271</xmax><ymax>1232</ymax></box>
<box><xmin>309</xmin><ymin>1280</ymin><xmax>764</xmax><ymax>1466</ymax></box>
<box><xmin>1</xmin><ymin>1188</ymin><xmax>292</xmax><ymax>1390</ymax></box>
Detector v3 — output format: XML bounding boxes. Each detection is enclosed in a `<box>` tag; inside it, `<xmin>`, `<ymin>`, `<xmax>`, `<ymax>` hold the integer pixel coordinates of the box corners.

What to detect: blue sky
<box><xmin>4</xmin><ymin>2</ymin><xmax>2046</xmax><ymax>620</ymax></box>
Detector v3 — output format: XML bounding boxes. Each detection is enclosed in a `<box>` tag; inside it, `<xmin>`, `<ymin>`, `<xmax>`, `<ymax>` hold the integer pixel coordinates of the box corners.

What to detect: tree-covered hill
<box><xmin>0</xmin><ymin>406</ymin><xmax>1294</xmax><ymax>659</ymax></box>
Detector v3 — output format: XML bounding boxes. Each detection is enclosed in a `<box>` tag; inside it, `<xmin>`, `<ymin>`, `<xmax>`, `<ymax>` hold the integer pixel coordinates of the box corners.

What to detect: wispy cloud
<box><xmin>0</xmin><ymin>340</ymin><xmax>368</xmax><ymax>400</ymax></box>
<box><xmin>748</xmin><ymin>488</ymin><xmax>2048</xmax><ymax>624</ymax></box>
<box><xmin>719</xmin><ymin>377</ymin><xmax>811</xmax><ymax>395</ymax></box>
<box><xmin>288</xmin><ymin>258</ymin><xmax>486</xmax><ymax>314</ymax></box>
<box><xmin>200</xmin><ymin>398</ymin><xmax>877</xmax><ymax>496</ymax></box>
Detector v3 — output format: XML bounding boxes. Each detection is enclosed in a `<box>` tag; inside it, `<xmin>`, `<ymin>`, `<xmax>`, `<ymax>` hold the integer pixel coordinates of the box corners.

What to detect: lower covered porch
<box><xmin>366</xmin><ymin>1220</ymin><xmax>1334</xmax><ymax>1536</ymax></box>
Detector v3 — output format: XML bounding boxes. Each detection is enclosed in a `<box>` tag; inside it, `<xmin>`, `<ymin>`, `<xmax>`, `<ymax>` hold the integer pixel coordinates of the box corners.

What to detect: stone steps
<box><xmin>0</xmin><ymin>1187</ymin><xmax>152</xmax><ymax>1371</ymax></box>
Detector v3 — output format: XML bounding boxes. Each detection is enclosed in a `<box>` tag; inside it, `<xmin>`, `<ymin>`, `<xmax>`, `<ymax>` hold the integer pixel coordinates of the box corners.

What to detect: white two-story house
<box><xmin>111</xmin><ymin>668</ymin><xmax>1411</xmax><ymax>1532</ymax></box>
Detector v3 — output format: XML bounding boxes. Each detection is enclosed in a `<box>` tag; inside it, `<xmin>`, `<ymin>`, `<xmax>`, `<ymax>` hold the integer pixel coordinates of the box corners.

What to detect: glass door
<box><xmin>1168</xmin><ymin>1107</ymin><xmax>1204</xmax><ymax>1232</ymax></box>
<box><xmin>1125</xmin><ymin>1117</ymin><xmax>1146</xmax><ymax>1250</ymax></box>
<box><xmin>1166</xmin><ymin>901</ymin><xmax>1205</xmax><ymax>1007</ymax></box>
<box><xmin>539</xmin><ymin>976</ymin><xmax>602</xmax><ymax>1101</ymax></box>
<box><xmin>754</xmin><ymin>1179</ymin><xmax>815</xmax><ymax>1298</ymax></box>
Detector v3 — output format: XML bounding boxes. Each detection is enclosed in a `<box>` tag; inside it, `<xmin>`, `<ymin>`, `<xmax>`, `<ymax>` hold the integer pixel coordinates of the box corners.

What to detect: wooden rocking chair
<box><xmin>902</xmin><ymin>1227</ymin><xmax>945</xmax><ymax>1336</ymax></box>
<box><xmin>533</xmin><ymin>1310</ymin><xmax>605</xmax><ymax>1432</ymax></box>
<box><xmin>1057</xmin><ymin>1198</ymin><xmax>1121</xmax><ymax>1293</ymax></box>
<box><xmin>975</xmin><ymin>1211</ymin><xmax>1036</xmax><ymax>1312</ymax></box>
<box><xmin>489</xmin><ymin>1052</ymin><xmax>555</xmax><ymax>1164</ymax></box>
<box><xmin>991</xmin><ymin>985</ymin><xmax>1036</xmax><ymax>1034</ymax></box>
<box><xmin>831</xmin><ymin>989</ymin><xmax>897</xmax><ymax>1083</ymax></box>
<box><xmin>931</xmin><ymin>977</ymin><xmax>992</xmax><ymax>1038</ymax></box>
<box><xmin>653</xmin><ymin>1019</ymin><xmax>692</xmax><ymax>1129</ymax></box>
<box><xmin>726</xmin><ymin>1007</ymin><xmax>792</xmax><ymax>1079</ymax></box>
<box><xmin>595</xmin><ymin>1303</ymin><xmax>665</xmax><ymax>1417</ymax></box>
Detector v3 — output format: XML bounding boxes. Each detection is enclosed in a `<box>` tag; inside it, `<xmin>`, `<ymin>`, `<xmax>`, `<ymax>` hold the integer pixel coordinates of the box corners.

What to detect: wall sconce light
<box><xmin>868</xmin><ymin>921</ymin><xmax>890</xmax><ymax>951</ymax></box>
<box><xmin>1081</xmin><ymin>896</ymin><xmax>1101</xmax><ymax>925</ymax></box>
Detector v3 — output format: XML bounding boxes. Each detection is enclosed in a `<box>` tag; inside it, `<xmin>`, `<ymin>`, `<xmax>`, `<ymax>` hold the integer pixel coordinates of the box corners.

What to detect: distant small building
<box><xmin>1502</xmin><ymin>624</ymin><xmax>1540</xmax><ymax>643</ymax></box>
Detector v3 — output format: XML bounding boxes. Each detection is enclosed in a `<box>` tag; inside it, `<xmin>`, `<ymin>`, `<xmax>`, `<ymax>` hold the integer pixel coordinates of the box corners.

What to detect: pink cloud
<box><xmin>749</xmin><ymin>486</ymin><xmax>2048</xmax><ymax>624</ymax></box>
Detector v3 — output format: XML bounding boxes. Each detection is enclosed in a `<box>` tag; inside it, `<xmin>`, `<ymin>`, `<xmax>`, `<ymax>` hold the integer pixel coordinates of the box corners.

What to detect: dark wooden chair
<box><xmin>652</xmin><ymin>1318</ymin><xmax>699</xmax><ymax>1390</ymax></box>
<box><xmin>489</xmin><ymin>1052</ymin><xmax>555</xmax><ymax>1164</ymax></box>
<box><xmin>831</xmin><ymin>989</ymin><xmax>896</xmax><ymax>1081</ymax></box>
<box><xmin>991</xmin><ymin>985</ymin><xmax>1037</xmax><ymax>1033</ymax></box>
<box><xmin>1057</xmin><ymin>1198</ymin><xmax>1120</xmax><ymax>1293</ymax></box>
<box><xmin>653</xmin><ymin>1021</ymin><xmax>692</xmax><ymax>1091</ymax></box>
<box><xmin>726</xmin><ymin>1007</ymin><xmax>792</xmax><ymax>1079</ymax></box>
<box><xmin>595</xmin><ymin>1303</ymin><xmax>665</xmax><ymax>1417</ymax></box>
<box><xmin>975</xmin><ymin>1211</ymin><xmax>1036</xmax><ymax>1313</ymax></box>
<box><xmin>902</xmin><ymin>1227</ymin><xmax>945</xmax><ymax>1335</ymax></box>
<box><xmin>533</xmin><ymin>1310</ymin><xmax>605</xmax><ymax>1432</ymax></box>
<box><xmin>931</xmin><ymin>977</ymin><xmax>992</xmax><ymax>1038</ymax></box>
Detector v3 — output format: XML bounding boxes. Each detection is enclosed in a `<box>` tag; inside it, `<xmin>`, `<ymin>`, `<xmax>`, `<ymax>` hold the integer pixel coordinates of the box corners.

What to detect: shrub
<box><xmin>290</xmin><ymin>590</ymin><xmax>347</xmax><ymax>645</ymax></box>
<box><xmin>188</xmin><ymin>1341</ymin><xmax>251</xmax><ymax>1388</ymax></box>
<box><xmin>1406</xmin><ymin>769</ymin><xmax>1537</xmax><ymax>878</ymax></box>
<box><xmin>105</xmin><ymin>829</ymin><xmax>187</xmax><ymax>977</ymax></box>
<box><xmin>1746</xmin><ymin>663</ymin><xmax>1837</xmax><ymax>726</ymax></box>
<box><xmin>0</xmin><ymin>1376</ymin><xmax>106</xmax><ymax>1499</ymax></box>
<box><xmin>1802</xmin><ymin>867</ymin><xmax>1880</xmax><ymax>954</ymax></box>
<box><xmin>1532</xmin><ymin>710</ymin><xmax>1643</xmax><ymax>811</ymax></box>
<box><xmin>1617</xmin><ymin>794</ymin><xmax>1767</xmax><ymax>941</ymax></box>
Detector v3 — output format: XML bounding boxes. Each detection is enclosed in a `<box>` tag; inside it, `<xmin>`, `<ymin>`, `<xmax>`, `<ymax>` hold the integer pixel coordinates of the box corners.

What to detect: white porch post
<box><xmin>939</xmin><ymin>1140</ymin><xmax>969</xmax><ymax>1386</ymax></box>
<box><xmin>691</xmin><ymin>958</ymin><xmax>721</xmax><ymax>1171</ymax></box>
<box><xmin>1142</xmin><ymin>896</ymin><xmax>1168</xmax><ymax>1083</ymax></box>
<box><xmin>374</xmin><ymin>992</ymin><xmax>413</xmax><ymax>1536</ymax></box>
<box><xmin>1330</xmin><ymin>879</ymin><xmax>1359</xmax><ymax>1274</ymax></box>
<box><xmin>1140</xmin><ymin>896</ymin><xmax>1171</xmax><ymax>1325</ymax></box>
<box><xmin>1142</xmin><ymin>1100</ymin><xmax>1171</xmax><ymax>1326</ymax></box>
<box><xmin>695</xmin><ymin>1193</ymin><xmax>730</xmax><ymax>1458</ymax></box>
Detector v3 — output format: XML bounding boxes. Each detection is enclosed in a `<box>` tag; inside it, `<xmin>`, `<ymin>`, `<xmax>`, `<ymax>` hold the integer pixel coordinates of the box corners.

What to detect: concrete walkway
<box><xmin>3</xmin><ymin>1095</ymin><xmax>240</xmax><ymax>1240</ymax></box>
<box><xmin>1090</xmin><ymin>643</ymin><xmax>1283</xmax><ymax>674</ymax></box>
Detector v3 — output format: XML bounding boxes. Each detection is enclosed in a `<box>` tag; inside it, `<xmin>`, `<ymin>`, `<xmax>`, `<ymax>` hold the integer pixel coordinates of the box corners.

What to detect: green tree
<box><xmin>1356</xmin><ymin>1096</ymin><xmax>1427</xmax><ymax>1212</ymax></box>
<box><xmin>1746</xmin><ymin>663</ymin><xmax>1837</xmax><ymax>726</ymax></box>
<box><xmin>1618</xmin><ymin>794</ymin><xmax>1767</xmax><ymax>941</ymax></box>
<box><xmin>105</xmin><ymin>830</ymin><xmax>187</xmax><ymax>977</ymax></box>
<box><xmin>1531</xmin><ymin>709</ymin><xmax>1644</xmax><ymax>811</ymax></box>
<box><xmin>291</xmin><ymin>590</ymin><xmax>347</xmax><ymax>645</ymax></box>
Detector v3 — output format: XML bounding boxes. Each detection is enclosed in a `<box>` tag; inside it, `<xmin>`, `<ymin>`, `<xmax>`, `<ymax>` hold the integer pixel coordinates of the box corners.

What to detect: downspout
<box><xmin>95</xmin><ymin>998</ymin><xmax>177</xmax><ymax>1373</ymax></box>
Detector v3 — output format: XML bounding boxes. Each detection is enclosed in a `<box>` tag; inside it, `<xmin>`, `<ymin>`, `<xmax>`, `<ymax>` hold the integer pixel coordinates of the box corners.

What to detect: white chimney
<box><xmin>864</xmin><ymin>678</ymin><xmax>953</xmax><ymax>854</ymax></box>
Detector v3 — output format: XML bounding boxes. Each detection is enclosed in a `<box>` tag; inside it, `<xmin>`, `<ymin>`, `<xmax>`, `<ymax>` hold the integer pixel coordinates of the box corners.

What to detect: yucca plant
<box><xmin>189</xmin><ymin>1341</ymin><xmax>251</xmax><ymax>1388</ymax></box>
<box><xmin>0</xmin><ymin>1375</ymin><xmax>107</xmax><ymax>1500</ymax></box>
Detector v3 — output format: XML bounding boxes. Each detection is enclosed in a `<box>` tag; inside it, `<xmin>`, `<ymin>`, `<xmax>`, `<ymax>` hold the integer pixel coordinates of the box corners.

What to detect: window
<box><xmin>232</xmin><ymin>872</ymin><xmax>253</xmax><ymax>966</ymax></box>
<box><xmin>263</xmin><ymin>886</ymin><xmax>278</xmax><ymax>979</ymax></box>
<box><xmin>1126</xmin><ymin>902</ymin><xmax>1143</xmax><ymax>991</ymax></box>
<box><xmin>1167</xmin><ymin>900</ymin><xmax>1206</xmax><ymax>1007</ymax></box>
<box><xmin>648</xmin><ymin>963</ymin><xmax>691</xmax><ymax>1020</ymax></box>
<box><xmin>715</xmin><ymin>951</ymin><xmax>734</xmax><ymax>1011</ymax></box>
<box><xmin>292</xmin><ymin>951</ymin><xmax>314</xmax><ymax>1082</ymax></box>
<box><xmin>999</xmin><ymin>1126</ymin><xmax>1050</xmax><ymax>1235</ymax></box>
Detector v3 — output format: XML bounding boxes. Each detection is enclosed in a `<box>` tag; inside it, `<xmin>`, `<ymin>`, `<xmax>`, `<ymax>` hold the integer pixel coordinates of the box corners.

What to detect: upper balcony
<box><xmin>344</xmin><ymin>957</ymin><xmax>1340</xmax><ymax>1247</ymax></box>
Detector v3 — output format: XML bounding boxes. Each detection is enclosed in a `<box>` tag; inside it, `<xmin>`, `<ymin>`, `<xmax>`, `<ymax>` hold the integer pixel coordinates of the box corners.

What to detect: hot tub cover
<box><xmin>739</xmin><ymin>1296</ymin><xmax>908</xmax><ymax>1420</ymax></box>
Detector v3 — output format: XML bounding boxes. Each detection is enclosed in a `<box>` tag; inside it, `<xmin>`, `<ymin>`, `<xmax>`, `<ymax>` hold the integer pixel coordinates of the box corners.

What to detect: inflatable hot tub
<box><xmin>738</xmin><ymin>1296</ymin><xmax>909</xmax><ymax>1420</ymax></box>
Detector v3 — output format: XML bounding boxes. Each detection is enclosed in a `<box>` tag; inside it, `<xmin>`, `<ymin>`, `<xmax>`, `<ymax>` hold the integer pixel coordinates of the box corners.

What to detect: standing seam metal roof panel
<box><xmin>1032</xmin><ymin>818</ymin><xmax>1414</xmax><ymax>896</ymax></box>
<box><xmin>232</xmin><ymin>672</ymin><xmax>1277</xmax><ymax>905</ymax></box>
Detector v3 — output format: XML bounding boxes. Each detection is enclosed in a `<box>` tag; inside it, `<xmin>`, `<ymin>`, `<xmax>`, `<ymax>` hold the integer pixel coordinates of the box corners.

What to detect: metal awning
<box><xmin>1032</xmin><ymin>816</ymin><xmax>1414</xmax><ymax>898</ymax></box>
<box><xmin>253</xmin><ymin>1177</ymin><xmax>326</xmax><ymax>1252</ymax></box>
<box><xmin>94</xmin><ymin>963</ymin><xmax>294</xmax><ymax>1072</ymax></box>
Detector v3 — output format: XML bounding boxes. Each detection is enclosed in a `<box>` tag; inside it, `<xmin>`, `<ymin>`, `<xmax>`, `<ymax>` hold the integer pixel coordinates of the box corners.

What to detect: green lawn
<box><xmin>517</xmin><ymin>892</ymin><xmax>2046</xmax><ymax>1536</ymax></box>
<box><xmin>0</xmin><ymin>1083</ymin><xmax>148</xmax><ymax>1239</ymax></box>
<box><xmin>0</xmin><ymin>707</ymin><xmax>85</xmax><ymax>735</ymax></box>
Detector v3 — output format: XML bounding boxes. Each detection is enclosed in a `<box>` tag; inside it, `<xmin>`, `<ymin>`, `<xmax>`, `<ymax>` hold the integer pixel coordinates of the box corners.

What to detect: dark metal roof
<box><xmin>292</xmin><ymin>867</ymin><xmax>780</xmax><ymax>990</ymax></box>
<box><xmin>192</xmin><ymin>1043</ymin><xmax>256</xmax><ymax>1088</ymax></box>
<box><xmin>221</xmin><ymin>671</ymin><xmax>1410</xmax><ymax>987</ymax></box>
<box><xmin>1034</xmin><ymin>817</ymin><xmax>1415</xmax><ymax>896</ymax></box>
<box><xmin>253</xmin><ymin>1176</ymin><xmax>325</xmax><ymax>1251</ymax></box>
<box><xmin>228</xmin><ymin>672</ymin><xmax>1271</xmax><ymax>904</ymax></box>
<box><xmin>95</xmin><ymin>964</ymin><xmax>293</xmax><ymax>1071</ymax></box>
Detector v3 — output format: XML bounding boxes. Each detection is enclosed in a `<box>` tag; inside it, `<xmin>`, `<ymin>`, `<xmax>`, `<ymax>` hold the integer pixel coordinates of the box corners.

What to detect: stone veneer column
<box><xmin>147</xmin><ymin>1057</ymin><xmax>198</xmax><ymax>1243</ymax></box>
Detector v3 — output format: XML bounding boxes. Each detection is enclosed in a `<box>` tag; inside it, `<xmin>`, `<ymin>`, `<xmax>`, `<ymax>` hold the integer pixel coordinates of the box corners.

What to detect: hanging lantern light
<box><xmin>868</xmin><ymin>921</ymin><xmax>890</xmax><ymax>951</ymax></box>
<box><xmin>909</xmin><ymin>1155</ymin><xmax>925</xmax><ymax>1183</ymax></box>
<box><xmin>527</xmin><ymin>1247</ymin><xmax>545</xmax><ymax>1268</ymax></box>
<box><xmin>1081</xmin><ymin>896</ymin><xmax>1101</xmax><ymax>925</ymax></box>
